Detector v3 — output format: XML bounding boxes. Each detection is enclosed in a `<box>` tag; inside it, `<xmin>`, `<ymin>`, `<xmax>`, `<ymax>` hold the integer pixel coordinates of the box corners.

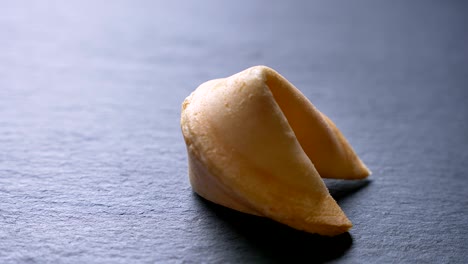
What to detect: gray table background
<box><xmin>1</xmin><ymin>1</ymin><xmax>467</xmax><ymax>263</ymax></box>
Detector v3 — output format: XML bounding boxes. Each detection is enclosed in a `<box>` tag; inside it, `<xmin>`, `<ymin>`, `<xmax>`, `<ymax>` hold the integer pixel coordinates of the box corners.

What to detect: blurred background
<box><xmin>1</xmin><ymin>1</ymin><xmax>467</xmax><ymax>263</ymax></box>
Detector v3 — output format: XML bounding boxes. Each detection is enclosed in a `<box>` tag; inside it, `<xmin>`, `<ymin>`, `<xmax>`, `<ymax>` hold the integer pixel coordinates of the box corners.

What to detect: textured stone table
<box><xmin>1</xmin><ymin>1</ymin><xmax>467</xmax><ymax>263</ymax></box>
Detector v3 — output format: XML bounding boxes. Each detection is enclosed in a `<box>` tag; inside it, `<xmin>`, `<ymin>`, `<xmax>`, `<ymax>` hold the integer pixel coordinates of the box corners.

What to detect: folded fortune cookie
<box><xmin>181</xmin><ymin>66</ymin><xmax>370</xmax><ymax>236</ymax></box>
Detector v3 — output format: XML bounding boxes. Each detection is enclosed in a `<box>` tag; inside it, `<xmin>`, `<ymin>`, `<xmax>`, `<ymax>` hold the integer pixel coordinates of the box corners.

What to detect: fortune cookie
<box><xmin>181</xmin><ymin>66</ymin><xmax>370</xmax><ymax>236</ymax></box>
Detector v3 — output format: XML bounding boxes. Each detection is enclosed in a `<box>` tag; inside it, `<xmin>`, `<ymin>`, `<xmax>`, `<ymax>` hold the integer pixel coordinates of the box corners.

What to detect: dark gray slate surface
<box><xmin>1</xmin><ymin>1</ymin><xmax>467</xmax><ymax>263</ymax></box>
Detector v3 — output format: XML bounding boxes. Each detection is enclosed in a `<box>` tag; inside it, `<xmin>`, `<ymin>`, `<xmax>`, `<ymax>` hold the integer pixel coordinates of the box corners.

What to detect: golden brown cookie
<box><xmin>181</xmin><ymin>66</ymin><xmax>370</xmax><ymax>236</ymax></box>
